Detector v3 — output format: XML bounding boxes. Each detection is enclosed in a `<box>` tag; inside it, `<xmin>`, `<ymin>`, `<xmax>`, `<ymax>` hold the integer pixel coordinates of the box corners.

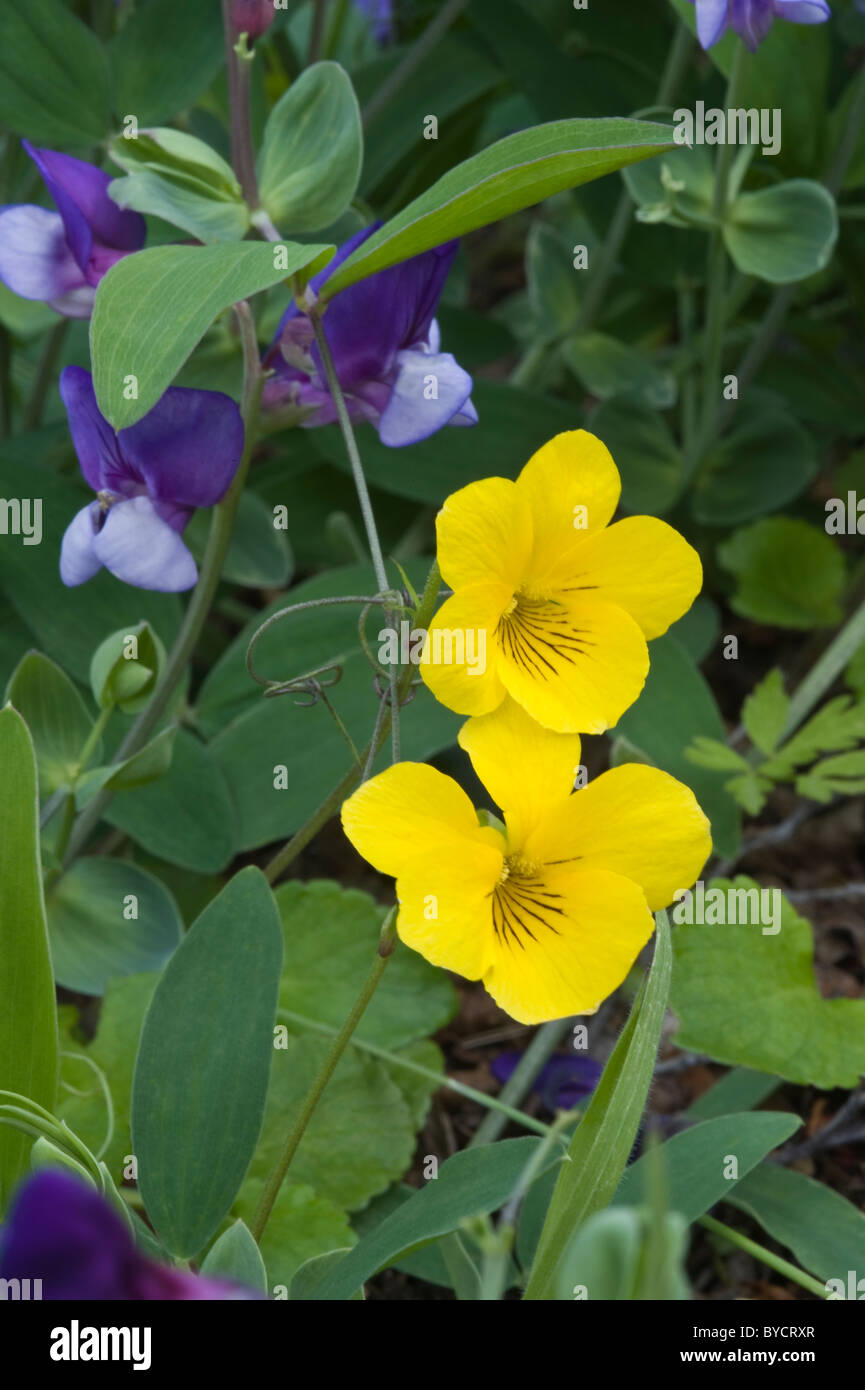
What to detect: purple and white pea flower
<box><xmin>262</xmin><ymin>225</ymin><xmax>477</xmax><ymax>448</ymax></box>
<box><xmin>59</xmin><ymin>367</ymin><xmax>244</xmax><ymax>593</ymax></box>
<box><xmin>0</xmin><ymin>144</ymin><xmax>145</xmax><ymax>319</ymax></box>
<box><xmin>690</xmin><ymin>0</ymin><xmax>830</xmax><ymax>51</ymax></box>
<box><xmin>354</xmin><ymin>0</ymin><xmax>395</xmax><ymax>42</ymax></box>
<box><xmin>0</xmin><ymin>1171</ymin><xmax>258</xmax><ymax>1300</ymax></box>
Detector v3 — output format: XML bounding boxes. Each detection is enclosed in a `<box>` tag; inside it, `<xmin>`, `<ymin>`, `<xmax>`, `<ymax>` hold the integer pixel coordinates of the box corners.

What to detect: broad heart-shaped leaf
<box><xmin>294</xmin><ymin>1137</ymin><xmax>540</xmax><ymax>1300</ymax></box>
<box><xmin>200</xmin><ymin>1220</ymin><xmax>267</xmax><ymax>1294</ymax></box>
<box><xmin>691</xmin><ymin>392</ymin><xmax>817</xmax><ymax>526</ymax></box>
<box><xmin>249</xmin><ymin>1037</ymin><xmax>415</xmax><ymax>1213</ymax></box>
<box><xmin>312</xmin><ymin>381</ymin><xmax>581</xmax><ymax>506</ymax></box>
<box><xmin>258</xmin><ymin>62</ymin><xmax>363</xmax><ymax>233</ymax></box>
<box><xmin>614</xmin><ymin>635</ymin><xmax>741</xmax><ymax>862</ymax></box>
<box><xmin>724</xmin><ymin>181</ymin><xmax>838</xmax><ymax>285</ymax></box>
<box><xmin>5</xmin><ymin>651</ymin><xmax>95</xmax><ymax>799</ymax></box>
<box><xmin>276</xmin><ymin>880</ymin><xmax>457</xmax><ymax>1050</ymax></box>
<box><xmin>728</xmin><ymin>1163</ymin><xmax>865</xmax><ymax>1285</ymax></box>
<box><xmin>323</xmin><ymin>118</ymin><xmax>676</xmax><ymax>297</ymax></box>
<box><xmin>103</xmin><ymin>729</ymin><xmax>237</xmax><ymax>874</ymax></box>
<box><xmin>524</xmin><ymin>913</ymin><xmax>672</xmax><ymax>1301</ymax></box>
<box><xmin>45</xmin><ymin>857</ymin><xmax>182</xmax><ymax>996</ymax></box>
<box><xmin>0</xmin><ymin>706</ymin><xmax>58</xmax><ymax>1210</ymax></box>
<box><xmin>672</xmin><ymin>877</ymin><xmax>865</xmax><ymax>1088</ymax></box>
<box><xmin>613</xmin><ymin>1112</ymin><xmax>800</xmax><ymax>1223</ymax></box>
<box><xmin>587</xmin><ymin>397</ymin><xmax>684</xmax><ymax>517</ymax></box>
<box><xmin>0</xmin><ymin>0</ymin><xmax>109</xmax><ymax>151</ymax></box>
<box><xmin>132</xmin><ymin>868</ymin><xmax>283</xmax><ymax>1257</ymax></box>
<box><xmin>109</xmin><ymin>0</ymin><xmax>224</xmax><ymax>128</ymax></box>
<box><xmin>90</xmin><ymin>241</ymin><xmax>334</xmax><ymax>429</ymax></box>
<box><xmin>0</xmin><ymin>459</ymin><xmax>181</xmax><ymax>683</ymax></box>
<box><xmin>718</xmin><ymin>518</ymin><xmax>846</xmax><ymax>629</ymax></box>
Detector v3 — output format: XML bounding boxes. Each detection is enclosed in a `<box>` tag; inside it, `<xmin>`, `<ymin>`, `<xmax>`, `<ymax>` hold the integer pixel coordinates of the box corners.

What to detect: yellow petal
<box><xmin>526</xmin><ymin>763</ymin><xmax>712</xmax><ymax>912</ymax></box>
<box><xmin>566</xmin><ymin>515</ymin><xmax>702</xmax><ymax>640</ymax></box>
<box><xmin>458</xmin><ymin>697</ymin><xmax>581</xmax><ymax>838</ymax></box>
<box><xmin>341</xmin><ymin>761</ymin><xmax>487</xmax><ymax>879</ymax></box>
<box><xmin>419</xmin><ymin>582</ymin><xmax>510</xmax><ymax>716</ymax></box>
<box><xmin>396</xmin><ymin>845</ymin><xmax>504</xmax><ymax>980</ymax></box>
<box><xmin>497</xmin><ymin>594</ymin><xmax>648</xmax><ymax>734</ymax></box>
<box><xmin>516</xmin><ymin>430</ymin><xmax>621</xmax><ymax>594</ymax></box>
<box><xmin>435</xmin><ymin>476</ymin><xmax>533</xmax><ymax>592</ymax></box>
<box><xmin>483</xmin><ymin>865</ymin><xmax>654</xmax><ymax>1024</ymax></box>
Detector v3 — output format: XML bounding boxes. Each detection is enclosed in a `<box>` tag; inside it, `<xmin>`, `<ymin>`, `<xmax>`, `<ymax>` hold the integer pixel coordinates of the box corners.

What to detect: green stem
<box><xmin>277</xmin><ymin>1008</ymin><xmax>552</xmax><ymax>1138</ymax></box>
<box><xmin>469</xmin><ymin>1017</ymin><xmax>574</xmax><ymax>1148</ymax></box>
<box><xmin>779</xmin><ymin>594</ymin><xmax>865</xmax><ymax>744</ymax></box>
<box><xmin>221</xmin><ymin>0</ymin><xmax>260</xmax><ymax>207</ymax></box>
<box><xmin>262</xmin><ymin>559</ymin><xmax>440</xmax><ymax>883</ymax></box>
<box><xmin>62</xmin><ymin>303</ymin><xmax>263</xmax><ymax>866</ymax></box>
<box><xmin>25</xmin><ymin>320</ymin><xmax>69</xmax><ymax>431</ymax></box>
<box><xmin>698</xmin><ymin>1215</ymin><xmax>827</xmax><ymax>1300</ymax></box>
<box><xmin>308</xmin><ymin>0</ymin><xmax>329</xmax><ymax>66</ymax></box>
<box><xmin>251</xmin><ymin>911</ymin><xmax>398</xmax><ymax>1242</ymax></box>
<box><xmin>361</xmin><ymin>0</ymin><xmax>470</xmax><ymax>127</ymax></box>
<box><xmin>74</xmin><ymin>703</ymin><xmax>113</xmax><ymax>775</ymax></box>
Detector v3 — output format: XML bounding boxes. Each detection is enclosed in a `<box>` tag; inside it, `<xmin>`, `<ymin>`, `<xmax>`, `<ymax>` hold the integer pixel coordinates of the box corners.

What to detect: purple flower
<box><xmin>0</xmin><ymin>143</ymin><xmax>145</xmax><ymax>319</ymax></box>
<box><xmin>262</xmin><ymin>225</ymin><xmax>476</xmax><ymax>448</ymax></box>
<box><xmin>490</xmin><ymin>1052</ymin><xmax>602</xmax><ymax>1112</ymax></box>
<box><xmin>229</xmin><ymin>0</ymin><xmax>276</xmax><ymax>40</ymax></box>
<box><xmin>690</xmin><ymin>0</ymin><xmax>830</xmax><ymax>50</ymax></box>
<box><xmin>59</xmin><ymin>367</ymin><xmax>244</xmax><ymax>593</ymax></box>
<box><xmin>354</xmin><ymin>0</ymin><xmax>394</xmax><ymax>42</ymax></box>
<box><xmin>0</xmin><ymin>1171</ymin><xmax>257</xmax><ymax>1300</ymax></box>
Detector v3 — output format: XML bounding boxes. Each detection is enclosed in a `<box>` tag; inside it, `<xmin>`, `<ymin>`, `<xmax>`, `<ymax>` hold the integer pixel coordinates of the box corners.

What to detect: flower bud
<box><xmin>230</xmin><ymin>0</ymin><xmax>275</xmax><ymax>41</ymax></box>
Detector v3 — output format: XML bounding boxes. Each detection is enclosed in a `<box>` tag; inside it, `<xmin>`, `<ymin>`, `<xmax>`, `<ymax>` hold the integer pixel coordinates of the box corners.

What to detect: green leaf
<box><xmin>763</xmin><ymin>696</ymin><xmax>865</xmax><ymax>779</ymax></box>
<box><xmin>235</xmin><ymin>1179</ymin><xmax>355</xmax><ymax>1296</ymax></box>
<box><xmin>613</xmin><ymin>1112</ymin><xmax>800</xmax><ymax>1222</ymax></box>
<box><xmin>692</xmin><ymin>396</ymin><xmax>817</xmax><ymax>526</ymax></box>
<box><xmin>108</xmin><ymin>129</ymin><xmax>249</xmax><ymax>245</ymax></box>
<box><xmin>0</xmin><ymin>0</ymin><xmax>110</xmax><ymax>150</ymax></box>
<box><xmin>200</xmin><ymin>1220</ymin><xmax>267</xmax><ymax>1294</ymax></box>
<box><xmin>324</xmin><ymin>118</ymin><xmax>676</xmax><ymax>296</ymax></box>
<box><xmin>294</xmin><ymin>1138</ymin><xmax>540</xmax><ymax>1300</ymax></box>
<box><xmin>616</xmin><ymin>635</ymin><xmax>741</xmax><ymax>861</ymax></box>
<box><xmin>719</xmin><ymin>519</ymin><xmax>846</xmax><ymax>629</ymax></box>
<box><xmin>257</xmin><ymin>62</ymin><xmax>363</xmax><ymax>233</ymax></box>
<box><xmin>46</xmin><ymin>857</ymin><xmax>182</xmax><ymax>996</ymax></box>
<box><xmin>90</xmin><ymin>241</ymin><xmax>334</xmax><ymax>430</ymax></box>
<box><xmin>104</xmin><ymin>729</ymin><xmax>237</xmax><ymax>874</ymax></box>
<box><xmin>686</xmin><ymin>1068</ymin><xmax>781</xmax><ymax>1121</ymax></box>
<box><xmin>0</xmin><ymin>459</ymin><xmax>181</xmax><ymax>683</ymax></box>
<box><xmin>526</xmin><ymin>223</ymin><xmax>581</xmax><ymax>340</ymax></box>
<box><xmin>524</xmin><ymin>912</ymin><xmax>672</xmax><ymax>1300</ymax></box>
<box><xmin>725</xmin><ymin>181</ymin><xmax>838</xmax><ymax>285</ymax></box>
<box><xmin>184</xmin><ymin>490</ymin><xmax>293</xmax><ymax>590</ymax></box>
<box><xmin>75</xmin><ymin>726</ymin><xmax>177</xmax><ymax>808</ymax></box>
<box><xmin>276</xmin><ymin>880</ymin><xmax>456</xmax><ymax>1050</ymax></box>
<box><xmin>742</xmin><ymin>669</ymin><xmax>790</xmax><ymax>757</ymax></box>
<box><xmin>109</xmin><ymin>0</ymin><xmax>225</xmax><ymax>127</ymax></box>
<box><xmin>90</xmin><ymin>622</ymin><xmax>166</xmax><ymax>714</ymax></box>
<box><xmin>685</xmin><ymin>736</ymin><xmax>750</xmax><ymax>774</ymax></box>
<box><xmin>845</xmin><ymin>641</ymin><xmax>865</xmax><ymax>699</ymax></box>
<box><xmin>0</xmin><ymin>706</ymin><xmax>58</xmax><ymax>1209</ymax></box>
<box><xmin>563</xmin><ymin>333</ymin><xmax>676</xmax><ymax>409</ymax></box>
<box><xmin>622</xmin><ymin>145</ymin><xmax>715</xmax><ymax>228</ymax></box>
<box><xmin>588</xmin><ymin>396</ymin><xmax>684</xmax><ymax>516</ymax></box>
<box><xmin>728</xmin><ymin>1163</ymin><xmax>865</xmax><ymax>1285</ymax></box>
<box><xmin>5</xmin><ymin>651</ymin><xmax>95</xmax><ymax>798</ymax></box>
<box><xmin>250</xmin><ymin>1038</ymin><xmax>415</xmax><ymax>1213</ymax></box>
<box><xmin>313</xmin><ymin>380</ymin><xmax>580</xmax><ymax>506</ymax></box>
<box><xmin>672</xmin><ymin>877</ymin><xmax>865</xmax><ymax>1088</ymax></box>
<box><xmin>797</xmin><ymin>750</ymin><xmax>865</xmax><ymax>801</ymax></box>
<box><xmin>132</xmin><ymin>868</ymin><xmax>283</xmax><ymax>1256</ymax></box>
<box><xmin>557</xmin><ymin>1206</ymin><xmax>690</xmax><ymax>1301</ymax></box>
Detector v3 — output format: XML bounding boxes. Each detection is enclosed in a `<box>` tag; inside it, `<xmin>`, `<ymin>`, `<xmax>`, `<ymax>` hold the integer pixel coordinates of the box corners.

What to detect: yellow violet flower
<box><xmin>420</xmin><ymin>429</ymin><xmax>702</xmax><ymax>734</ymax></box>
<box><xmin>341</xmin><ymin>699</ymin><xmax>711</xmax><ymax>1024</ymax></box>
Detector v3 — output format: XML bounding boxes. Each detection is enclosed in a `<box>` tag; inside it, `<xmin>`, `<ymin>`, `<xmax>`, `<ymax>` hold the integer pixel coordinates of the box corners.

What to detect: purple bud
<box><xmin>229</xmin><ymin>0</ymin><xmax>276</xmax><ymax>40</ymax></box>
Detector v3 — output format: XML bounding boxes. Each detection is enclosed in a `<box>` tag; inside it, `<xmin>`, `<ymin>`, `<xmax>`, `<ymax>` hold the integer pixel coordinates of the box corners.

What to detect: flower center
<box><xmin>496</xmin><ymin>592</ymin><xmax>586</xmax><ymax>680</ymax></box>
<box><xmin>491</xmin><ymin>855</ymin><xmax>565</xmax><ymax>951</ymax></box>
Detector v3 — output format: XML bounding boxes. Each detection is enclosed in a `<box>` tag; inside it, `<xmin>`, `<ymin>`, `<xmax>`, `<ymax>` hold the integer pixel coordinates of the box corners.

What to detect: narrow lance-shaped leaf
<box><xmin>322</xmin><ymin>118</ymin><xmax>676</xmax><ymax>297</ymax></box>
<box><xmin>0</xmin><ymin>705</ymin><xmax>59</xmax><ymax>1211</ymax></box>
<box><xmin>524</xmin><ymin>910</ymin><xmax>673</xmax><ymax>1301</ymax></box>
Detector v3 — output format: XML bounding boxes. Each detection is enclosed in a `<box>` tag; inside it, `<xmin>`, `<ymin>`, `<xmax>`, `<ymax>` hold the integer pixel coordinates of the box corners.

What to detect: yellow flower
<box><xmin>341</xmin><ymin>699</ymin><xmax>711</xmax><ymax>1024</ymax></box>
<box><xmin>420</xmin><ymin>429</ymin><xmax>702</xmax><ymax>734</ymax></box>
